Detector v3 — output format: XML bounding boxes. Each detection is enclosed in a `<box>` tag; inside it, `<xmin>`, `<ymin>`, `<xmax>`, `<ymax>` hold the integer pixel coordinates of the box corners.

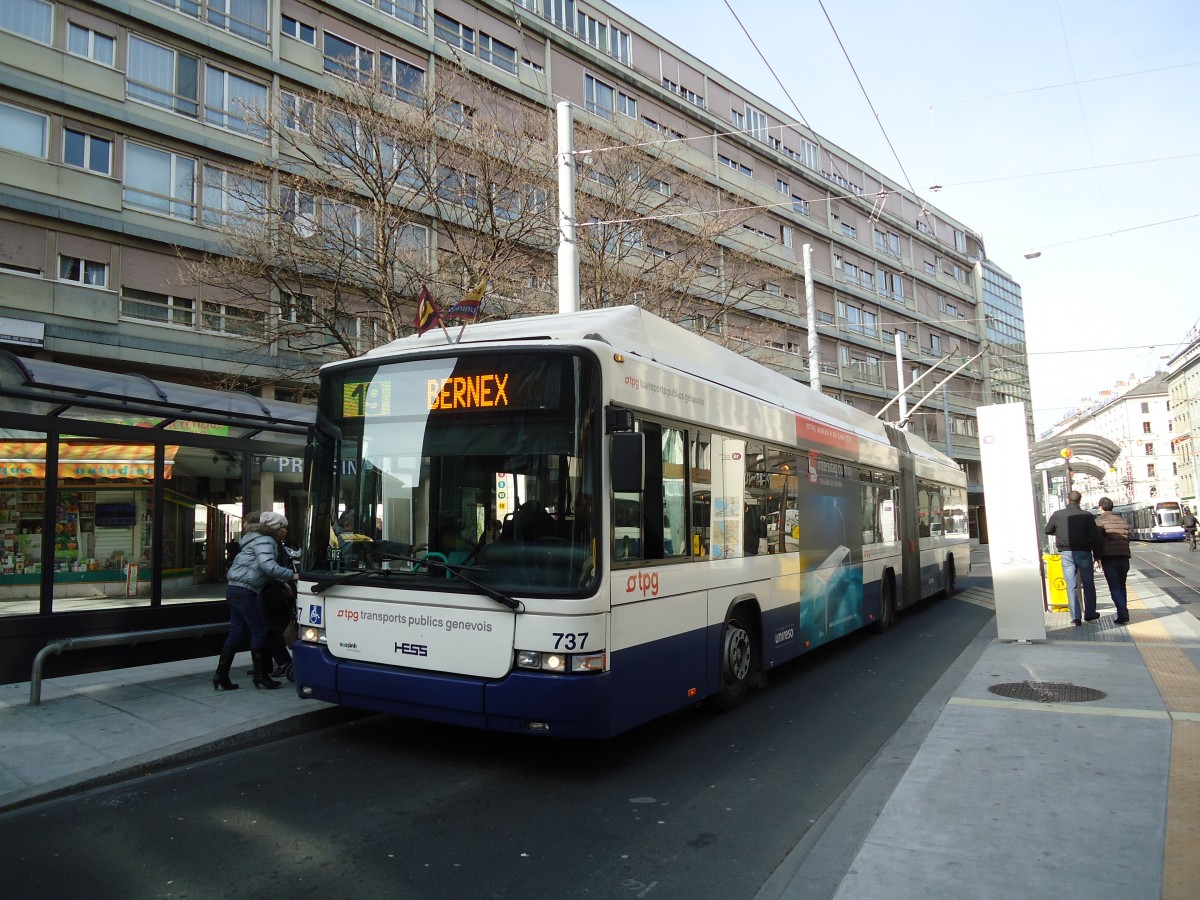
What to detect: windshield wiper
<box><xmin>308</xmin><ymin>554</ymin><xmax>523</xmax><ymax>613</ymax></box>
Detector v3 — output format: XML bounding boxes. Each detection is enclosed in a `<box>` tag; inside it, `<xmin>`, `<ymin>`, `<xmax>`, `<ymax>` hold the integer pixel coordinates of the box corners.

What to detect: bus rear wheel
<box><xmin>714</xmin><ymin>610</ymin><xmax>756</xmax><ymax>712</ymax></box>
<box><xmin>873</xmin><ymin>575</ymin><xmax>896</xmax><ymax>633</ymax></box>
<box><xmin>945</xmin><ymin>556</ymin><xmax>957</xmax><ymax>596</ymax></box>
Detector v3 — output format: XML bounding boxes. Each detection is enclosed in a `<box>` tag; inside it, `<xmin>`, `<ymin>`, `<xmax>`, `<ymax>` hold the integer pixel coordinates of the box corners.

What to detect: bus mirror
<box><xmin>611</xmin><ymin>432</ymin><xmax>645</xmax><ymax>493</ymax></box>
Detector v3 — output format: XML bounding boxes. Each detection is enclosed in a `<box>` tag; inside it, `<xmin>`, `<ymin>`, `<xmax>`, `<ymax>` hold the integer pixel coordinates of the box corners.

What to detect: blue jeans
<box><xmin>223</xmin><ymin>585</ymin><xmax>266</xmax><ymax>652</ymax></box>
<box><xmin>1099</xmin><ymin>556</ymin><xmax>1130</xmax><ymax>619</ymax></box>
<box><xmin>1060</xmin><ymin>550</ymin><xmax>1097</xmax><ymax>621</ymax></box>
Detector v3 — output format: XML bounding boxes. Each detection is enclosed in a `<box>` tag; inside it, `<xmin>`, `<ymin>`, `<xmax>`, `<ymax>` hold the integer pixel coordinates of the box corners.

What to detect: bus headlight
<box><xmin>300</xmin><ymin>625</ymin><xmax>326</xmax><ymax>644</ymax></box>
<box><xmin>517</xmin><ymin>650</ymin><xmax>606</xmax><ymax>673</ymax></box>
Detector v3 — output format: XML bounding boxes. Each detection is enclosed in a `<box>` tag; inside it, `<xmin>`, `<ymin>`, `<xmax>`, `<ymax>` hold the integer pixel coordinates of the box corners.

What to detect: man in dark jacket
<box><xmin>1045</xmin><ymin>490</ymin><xmax>1101</xmax><ymax>626</ymax></box>
<box><xmin>1094</xmin><ymin>497</ymin><xmax>1131</xmax><ymax>625</ymax></box>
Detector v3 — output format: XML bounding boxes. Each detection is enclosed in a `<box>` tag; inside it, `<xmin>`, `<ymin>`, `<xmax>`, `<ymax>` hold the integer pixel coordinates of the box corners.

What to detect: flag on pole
<box><xmin>446</xmin><ymin>275</ymin><xmax>489</xmax><ymax>322</ymax></box>
<box><xmin>414</xmin><ymin>285</ymin><xmax>441</xmax><ymax>336</ymax></box>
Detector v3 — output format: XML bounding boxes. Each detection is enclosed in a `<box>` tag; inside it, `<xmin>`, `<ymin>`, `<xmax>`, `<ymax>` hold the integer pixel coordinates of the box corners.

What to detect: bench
<box><xmin>29</xmin><ymin>622</ymin><xmax>229</xmax><ymax>706</ymax></box>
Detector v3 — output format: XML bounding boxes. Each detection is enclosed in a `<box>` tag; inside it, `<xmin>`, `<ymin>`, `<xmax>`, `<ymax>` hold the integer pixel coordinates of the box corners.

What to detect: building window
<box><xmin>1147</xmin><ymin>463</ymin><xmax>1156</xmax><ymax>478</ymax></box>
<box><xmin>930</xmin><ymin>334</ymin><xmax>941</xmax><ymax>354</ymax></box>
<box><xmin>204</xmin><ymin>67</ymin><xmax>268</xmax><ymax>134</ymax></box>
<box><xmin>127</xmin><ymin>36</ymin><xmax>200</xmax><ymax>117</ymax></box>
<box><xmin>800</xmin><ymin>138</ymin><xmax>819</xmax><ymax>170</ymax></box>
<box><xmin>281</xmin><ymin>14</ymin><xmax>315</xmax><ymax>45</ymax></box>
<box><xmin>280</xmin><ymin>91</ymin><xmax>315</xmax><ymax>131</ymax></box>
<box><xmin>874</xmin><ymin>228</ymin><xmax>900</xmax><ymax>258</ymax></box>
<box><xmin>201</xmin><ymin>164</ymin><xmax>267</xmax><ymax>228</ymax></box>
<box><xmin>781</xmin><ymin>224</ymin><xmax>793</xmax><ymax>248</ymax></box>
<box><xmin>841</xmin><ymin>221</ymin><xmax>857</xmax><ymax>239</ymax></box>
<box><xmin>150</xmin><ymin>0</ymin><xmax>269</xmax><ymax>46</ymax></box>
<box><xmin>375</xmin><ymin>0</ymin><xmax>424</xmax><ymax>28</ymax></box>
<box><xmin>1145</xmin><ymin>443</ymin><xmax>1153</xmax><ymax>455</ymax></box>
<box><xmin>1142</xmin><ymin>421</ymin><xmax>1152</xmax><ymax>433</ymax></box>
<box><xmin>954</xmin><ymin>229</ymin><xmax>966</xmax><ymax>252</ymax></box>
<box><xmin>379</xmin><ymin>53</ymin><xmax>425</xmax><ymax>106</ymax></box>
<box><xmin>717</xmin><ymin>154</ymin><xmax>752</xmax><ymax>178</ymax></box>
<box><xmin>121</xmin><ymin>288</ymin><xmax>195</xmax><ymax>327</ymax></box>
<box><xmin>67</xmin><ymin>22</ymin><xmax>115</xmax><ymax>65</ymax></box>
<box><xmin>123</xmin><ymin>142</ymin><xmax>196</xmax><ymax>220</ymax></box>
<box><xmin>584</xmin><ymin>74</ymin><xmax>636</xmax><ymax>120</ymax></box>
<box><xmin>0</xmin><ymin>0</ymin><xmax>52</xmax><ymax>44</ymax></box>
<box><xmin>479</xmin><ymin>33</ymin><xmax>518</xmax><ymax>74</ymax></box>
<box><xmin>792</xmin><ymin>195</ymin><xmax>809</xmax><ymax>216</ymax></box>
<box><xmin>776</xmin><ymin>177</ymin><xmax>789</xmax><ymax>194</ymax></box>
<box><xmin>324</xmin><ymin>33</ymin><xmax>372</xmax><ymax>80</ymax></box>
<box><xmin>202</xmin><ymin>299</ymin><xmax>263</xmax><ymax>337</ymax></box>
<box><xmin>58</xmin><ymin>255</ymin><xmax>109</xmax><ymax>288</ymax></box>
<box><xmin>63</xmin><ymin>128</ymin><xmax>112</xmax><ymax>174</ymax></box>
<box><xmin>1140</xmin><ymin>402</ymin><xmax>1149</xmax><ymax>413</ymax></box>
<box><xmin>434</xmin><ymin>12</ymin><xmax>474</xmax><ymax>53</ymax></box>
<box><xmin>746</xmin><ymin>106</ymin><xmax>768</xmax><ymax>142</ymax></box>
<box><xmin>0</xmin><ymin>102</ymin><xmax>48</xmax><ymax>158</ymax></box>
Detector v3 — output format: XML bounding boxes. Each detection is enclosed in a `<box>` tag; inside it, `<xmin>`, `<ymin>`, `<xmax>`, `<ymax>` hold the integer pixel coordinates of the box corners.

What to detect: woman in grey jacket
<box><xmin>213</xmin><ymin>511</ymin><xmax>299</xmax><ymax>690</ymax></box>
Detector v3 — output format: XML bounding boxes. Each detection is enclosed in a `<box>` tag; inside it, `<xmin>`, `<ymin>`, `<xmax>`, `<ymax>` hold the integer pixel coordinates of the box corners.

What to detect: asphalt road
<box><xmin>1130</xmin><ymin>539</ymin><xmax>1200</xmax><ymax>615</ymax></box>
<box><xmin>0</xmin><ymin>589</ymin><xmax>994</xmax><ymax>900</ymax></box>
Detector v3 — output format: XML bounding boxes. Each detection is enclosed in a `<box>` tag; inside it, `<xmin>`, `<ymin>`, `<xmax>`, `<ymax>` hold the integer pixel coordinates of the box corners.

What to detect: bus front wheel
<box><xmin>714</xmin><ymin>610</ymin><xmax>756</xmax><ymax>712</ymax></box>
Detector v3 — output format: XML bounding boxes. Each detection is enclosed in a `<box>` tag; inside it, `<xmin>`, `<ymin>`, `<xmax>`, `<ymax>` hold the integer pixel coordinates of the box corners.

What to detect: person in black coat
<box><xmin>1045</xmin><ymin>490</ymin><xmax>1102</xmax><ymax>626</ymax></box>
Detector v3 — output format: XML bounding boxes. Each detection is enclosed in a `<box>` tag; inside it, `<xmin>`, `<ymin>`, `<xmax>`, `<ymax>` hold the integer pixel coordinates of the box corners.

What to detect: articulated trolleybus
<box><xmin>293</xmin><ymin>307</ymin><xmax>969</xmax><ymax>738</ymax></box>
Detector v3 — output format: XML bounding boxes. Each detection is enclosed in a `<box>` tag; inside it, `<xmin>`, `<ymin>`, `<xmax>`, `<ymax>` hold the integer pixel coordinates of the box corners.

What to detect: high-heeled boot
<box><xmin>212</xmin><ymin>646</ymin><xmax>239</xmax><ymax>691</ymax></box>
<box><xmin>252</xmin><ymin>649</ymin><xmax>282</xmax><ymax>690</ymax></box>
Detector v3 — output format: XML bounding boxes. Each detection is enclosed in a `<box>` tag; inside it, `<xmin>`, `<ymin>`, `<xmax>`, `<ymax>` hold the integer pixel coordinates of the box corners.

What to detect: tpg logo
<box><xmin>625</xmin><ymin>571</ymin><xmax>659</xmax><ymax>597</ymax></box>
<box><xmin>337</xmin><ymin>609</ymin><xmax>359</xmax><ymax>622</ymax></box>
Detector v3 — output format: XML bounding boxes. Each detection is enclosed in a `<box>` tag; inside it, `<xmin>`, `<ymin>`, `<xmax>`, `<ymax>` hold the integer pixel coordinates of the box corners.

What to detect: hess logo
<box><xmin>625</xmin><ymin>571</ymin><xmax>659</xmax><ymax>597</ymax></box>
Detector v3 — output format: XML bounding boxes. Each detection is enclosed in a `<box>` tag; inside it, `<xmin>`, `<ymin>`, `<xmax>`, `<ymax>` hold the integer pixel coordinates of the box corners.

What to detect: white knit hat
<box><xmin>259</xmin><ymin>511</ymin><xmax>288</xmax><ymax>530</ymax></box>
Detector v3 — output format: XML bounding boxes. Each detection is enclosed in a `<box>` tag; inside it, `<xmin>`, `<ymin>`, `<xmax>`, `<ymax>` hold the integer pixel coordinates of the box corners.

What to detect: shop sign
<box><xmin>0</xmin><ymin>442</ymin><xmax>178</xmax><ymax>480</ymax></box>
<box><xmin>0</xmin><ymin>316</ymin><xmax>45</xmax><ymax>348</ymax></box>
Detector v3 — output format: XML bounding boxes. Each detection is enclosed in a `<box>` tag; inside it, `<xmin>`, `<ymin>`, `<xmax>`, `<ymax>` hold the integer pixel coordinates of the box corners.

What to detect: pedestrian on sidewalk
<box><xmin>1045</xmin><ymin>490</ymin><xmax>1102</xmax><ymax>626</ymax></box>
<box><xmin>213</xmin><ymin>511</ymin><xmax>299</xmax><ymax>691</ymax></box>
<box><xmin>1094</xmin><ymin>497</ymin><xmax>1131</xmax><ymax>624</ymax></box>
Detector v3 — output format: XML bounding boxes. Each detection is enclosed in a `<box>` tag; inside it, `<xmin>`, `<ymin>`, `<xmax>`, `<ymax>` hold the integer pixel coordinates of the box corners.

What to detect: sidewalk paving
<box><xmin>763</xmin><ymin>561</ymin><xmax>1200</xmax><ymax>900</ymax></box>
<box><xmin>3</xmin><ymin>557</ymin><xmax>1199</xmax><ymax>900</ymax></box>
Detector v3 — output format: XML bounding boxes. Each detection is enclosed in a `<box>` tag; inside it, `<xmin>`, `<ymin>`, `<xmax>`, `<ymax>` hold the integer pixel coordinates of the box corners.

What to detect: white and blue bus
<box><xmin>292</xmin><ymin>307</ymin><xmax>970</xmax><ymax>738</ymax></box>
<box><xmin>1112</xmin><ymin>499</ymin><xmax>1187</xmax><ymax>541</ymax></box>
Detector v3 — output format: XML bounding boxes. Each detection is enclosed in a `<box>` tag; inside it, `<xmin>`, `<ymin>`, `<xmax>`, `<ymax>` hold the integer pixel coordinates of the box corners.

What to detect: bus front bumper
<box><xmin>291</xmin><ymin>641</ymin><xmax>619</xmax><ymax>738</ymax></box>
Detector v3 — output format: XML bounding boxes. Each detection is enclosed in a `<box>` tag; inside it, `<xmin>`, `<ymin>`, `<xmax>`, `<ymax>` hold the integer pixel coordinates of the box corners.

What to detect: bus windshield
<box><xmin>305</xmin><ymin>350</ymin><xmax>601</xmax><ymax>596</ymax></box>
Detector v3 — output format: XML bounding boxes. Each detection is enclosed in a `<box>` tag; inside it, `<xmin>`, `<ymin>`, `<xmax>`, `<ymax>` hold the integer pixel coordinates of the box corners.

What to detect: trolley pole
<box><xmin>556</xmin><ymin>101</ymin><xmax>580</xmax><ymax>315</ymax></box>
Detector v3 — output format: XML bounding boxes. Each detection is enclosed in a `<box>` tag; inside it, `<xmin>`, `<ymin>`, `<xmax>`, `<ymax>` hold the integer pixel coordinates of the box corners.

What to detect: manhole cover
<box><xmin>987</xmin><ymin>681</ymin><xmax>1107</xmax><ymax>703</ymax></box>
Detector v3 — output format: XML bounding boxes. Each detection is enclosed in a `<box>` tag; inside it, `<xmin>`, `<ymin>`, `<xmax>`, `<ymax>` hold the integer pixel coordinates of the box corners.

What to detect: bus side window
<box><xmin>860</xmin><ymin>478</ymin><xmax>880</xmax><ymax>545</ymax></box>
<box><xmin>662</xmin><ymin>426</ymin><xmax>688</xmax><ymax>558</ymax></box>
<box><xmin>690</xmin><ymin>430</ymin><xmax>712</xmax><ymax>557</ymax></box>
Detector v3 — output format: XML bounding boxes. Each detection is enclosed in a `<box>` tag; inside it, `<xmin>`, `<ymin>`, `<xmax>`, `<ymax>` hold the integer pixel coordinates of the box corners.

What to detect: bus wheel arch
<box><xmin>873</xmin><ymin>570</ymin><xmax>897</xmax><ymax>633</ymax></box>
<box><xmin>713</xmin><ymin>598</ymin><xmax>762</xmax><ymax>712</ymax></box>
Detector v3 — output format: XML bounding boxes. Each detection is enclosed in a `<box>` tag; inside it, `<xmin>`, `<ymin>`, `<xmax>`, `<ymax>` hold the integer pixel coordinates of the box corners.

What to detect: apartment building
<box><xmin>1167</xmin><ymin>331</ymin><xmax>1200</xmax><ymax>507</ymax></box>
<box><xmin>1056</xmin><ymin>374</ymin><xmax>1177</xmax><ymax>508</ymax></box>
<box><xmin>0</xmin><ymin>0</ymin><xmax>1018</xmax><ymax>673</ymax></box>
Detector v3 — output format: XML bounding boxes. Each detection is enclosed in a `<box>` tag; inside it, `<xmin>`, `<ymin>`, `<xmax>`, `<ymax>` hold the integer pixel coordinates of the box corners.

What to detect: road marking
<box><xmin>954</xmin><ymin>587</ymin><xmax>994</xmax><ymax>610</ymax></box>
<box><xmin>1124</xmin><ymin>588</ymin><xmax>1200</xmax><ymax>899</ymax></box>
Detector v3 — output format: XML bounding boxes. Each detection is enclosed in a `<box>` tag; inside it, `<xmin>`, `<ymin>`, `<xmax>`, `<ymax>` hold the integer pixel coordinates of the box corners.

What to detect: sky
<box><xmin>630</xmin><ymin>0</ymin><xmax>1200</xmax><ymax>434</ymax></box>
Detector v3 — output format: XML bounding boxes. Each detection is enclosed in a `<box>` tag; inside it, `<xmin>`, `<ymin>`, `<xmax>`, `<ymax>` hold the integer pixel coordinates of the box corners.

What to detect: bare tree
<box><xmin>188</xmin><ymin>58</ymin><xmax>812</xmax><ymax>387</ymax></box>
<box><xmin>571</xmin><ymin>115</ymin><xmax>795</xmax><ymax>351</ymax></box>
<box><xmin>187</xmin><ymin>58</ymin><xmax>559</xmax><ymax>382</ymax></box>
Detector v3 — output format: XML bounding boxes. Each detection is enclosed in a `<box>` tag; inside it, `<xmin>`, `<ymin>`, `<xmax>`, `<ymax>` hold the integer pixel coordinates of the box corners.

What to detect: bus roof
<box><xmin>352</xmin><ymin>305</ymin><xmax>961</xmax><ymax>474</ymax></box>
